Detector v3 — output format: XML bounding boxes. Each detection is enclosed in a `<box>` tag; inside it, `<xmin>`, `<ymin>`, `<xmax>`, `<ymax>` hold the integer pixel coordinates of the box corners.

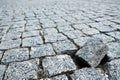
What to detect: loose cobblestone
<box><xmin>76</xmin><ymin>37</ymin><xmax>108</xmax><ymax>67</ymax></box>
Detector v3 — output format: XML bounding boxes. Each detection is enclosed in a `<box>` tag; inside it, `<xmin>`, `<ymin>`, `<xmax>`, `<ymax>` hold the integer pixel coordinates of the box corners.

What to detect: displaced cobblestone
<box><xmin>76</xmin><ymin>37</ymin><xmax>108</xmax><ymax>67</ymax></box>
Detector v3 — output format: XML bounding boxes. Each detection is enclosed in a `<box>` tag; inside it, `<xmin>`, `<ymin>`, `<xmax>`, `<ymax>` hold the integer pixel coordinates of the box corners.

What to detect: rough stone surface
<box><xmin>107</xmin><ymin>31</ymin><xmax>120</xmax><ymax>40</ymax></box>
<box><xmin>2</xmin><ymin>32</ymin><xmax>21</xmax><ymax>41</ymax></box>
<box><xmin>4</xmin><ymin>59</ymin><xmax>39</xmax><ymax>80</ymax></box>
<box><xmin>104</xmin><ymin>59</ymin><xmax>120</xmax><ymax>80</ymax></box>
<box><xmin>22</xmin><ymin>30</ymin><xmax>40</xmax><ymax>38</ymax></box>
<box><xmin>0</xmin><ymin>65</ymin><xmax>6</xmax><ymax>80</ymax></box>
<box><xmin>93</xmin><ymin>34</ymin><xmax>115</xmax><ymax>43</ymax></box>
<box><xmin>70</xmin><ymin>68</ymin><xmax>108</xmax><ymax>80</ymax></box>
<box><xmin>22</xmin><ymin>36</ymin><xmax>43</xmax><ymax>47</ymax></box>
<box><xmin>73</xmin><ymin>36</ymin><xmax>90</xmax><ymax>47</ymax></box>
<box><xmin>30</xmin><ymin>44</ymin><xmax>55</xmax><ymax>58</ymax></box>
<box><xmin>0</xmin><ymin>0</ymin><xmax>120</xmax><ymax>79</ymax></box>
<box><xmin>52</xmin><ymin>39</ymin><xmax>78</xmax><ymax>54</ymax></box>
<box><xmin>107</xmin><ymin>42</ymin><xmax>120</xmax><ymax>60</ymax></box>
<box><xmin>76</xmin><ymin>37</ymin><xmax>108</xmax><ymax>67</ymax></box>
<box><xmin>82</xmin><ymin>27</ymin><xmax>99</xmax><ymax>35</ymax></box>
<box><xmin>0</xmin><ymin>39</ymin><xmax>21</xmax><ymax>50</ymax></box>
<box><xmin>44</xmin><ymin>33</ymin><xmax>67</xmax><ymax>43</ymax></box>
<box><xmin>42</xmin><ymin>55</ymin><xmax>76</xmax><ymax>76</ymax></box>
<box><xmin>63</xmin><ymin>30</ymin><xmax>85</xmax><ymax>39</ymax></box>
<box><xmin>2</xmin><ymin>48</ymin><xmax>29</xmax><ymax>63</ymax></box>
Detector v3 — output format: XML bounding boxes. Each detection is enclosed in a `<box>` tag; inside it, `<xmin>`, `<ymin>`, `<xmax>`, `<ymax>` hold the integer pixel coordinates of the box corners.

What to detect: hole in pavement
<box><xmin>99</xmin><ymin>55</ymin><xmax>109</xmax><ymax>65</ymax></box>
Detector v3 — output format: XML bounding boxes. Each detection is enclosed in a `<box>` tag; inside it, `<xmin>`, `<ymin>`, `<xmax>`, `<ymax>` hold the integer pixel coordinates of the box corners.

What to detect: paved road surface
<box><xmin>0</xmin><ymin>0</ymin><xmax>120</xmax><ymax>80</ymax></box>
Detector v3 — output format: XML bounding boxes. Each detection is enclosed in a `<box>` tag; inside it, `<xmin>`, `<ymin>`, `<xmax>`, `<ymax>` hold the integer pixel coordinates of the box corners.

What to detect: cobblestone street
<box><xmin>0</xmin><ymin>0</ymin><xmax>120</xmax><ymax>80</ymax></box>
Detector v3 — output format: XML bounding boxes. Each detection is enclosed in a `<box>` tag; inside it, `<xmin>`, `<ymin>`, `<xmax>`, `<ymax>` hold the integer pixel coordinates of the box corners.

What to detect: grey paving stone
<box><xmin>30</xmin><ymin>44</ymin><xmax>55</xmax><ymax>58</ymax></box>
<box><xmin>104</xmin><ymin>59</ymin><xmax>120</xmax><ymax>80</ymax></box>
<box><xmin>111</xmin><ymin>19</ymin><xmax>120</xmax><ymax>24</ymax></box>
<box><xmin>73</xmin><ymin>36</ymin><xmax>90</xmax><ymax>47</ymax></box>
<box><xmin>22</xmin><ymin>36</ymin><xmax>43</xmax><ymax>47</ymax></box>
<box><xmin>57</xmin><ymin>24</ymin><xmax>74</xmax><ymax>32</ymax></box>
<box><xmin>107</xmin><ymin>31</ymin><xmax>120</xmax><ymax>40</ymax></box>
<box><xmin>4</xmin><ymin>58</ymin><xmax>39</xmax><ymax>80</ymax></box>
<box><xmin>25</xmin><ymin>12</ymin><xmax>35</xmax><ymax>18</ymax></box>
<box><xmin>25</xmin><ymin>25</ymin><xmax>41</xmax><ymax>31</ymax></box>
<box><xmin>52</xmin><ymin>39</ymin><xmax>77</xmax><ymax>54</ymax></box>
<box><xmin>42</xmin><ymin>55</ymin><xmax>76</xmax><ymax>76</ymax></box>
<box><xmin>42</xmin><ymin>28</ymin><xmax>58</xmax><ymax>35</ymax></box>
<box><xmin>82</xmin><ymin>27</ymin><xmax>99</xmax><ymax>35</ymax></box>
<box><xmin>22</xmin><ymin>30</ymin><xmax>40</xmax><ymax>38</ymax></box>
<box><xmin>70</xmin><ymin>68</ymin><xmax>108</xmax><ymax>80</ymax></box>
<box><xmin>101</xmin><ymin>20</ymin><xmax>115</xmax><ymax>26</ymax></box>
<box><xmin>42</xmin><ymin>20</ymin><xmax>56</xmax><ymax>28</ymax></box>
<box><xmin>76</xmin><ymin>37</ymin><xmax>108</xmax><ymax>67</ymax></box>
<box><xmin>2</xmin><ymin>32</ymin><xmax>21</xmax><ymax>41</ymax></box>
<box><xmin>0</xmin><ymin>65</ymin><xmax>6</xmax><ymax>80</ymax></box>
<box><xmin>8</xmin><ymin>27</ymin><xmax>24</xmax><ymax>33</ymax></box>
<box><xmin>107</xmin><ymin>42</ymin><xmax>120</xmax><ymax>60</ymax></box>
<box><xmin>0</xmin><ymin>39</ymin><xmax>21</xmax><ymax>50</ymax></box>
<box><xmin>45</xmin><ymin>75</ymin><xmax>68</xmax><ymax>80</ymax></box>
<box><xmin>26</xmin><ymin>20</ymin><xmax>39</xmax><ymax>26</ymax></box>
<box><xmin>11</xmin><ymin>24</ymin><xmax>24</xmax><ymax>29</ymax></box>
<box><xmin>13</xmin><ymin>21</ymin><xmax>26</xmax><ymax>26</ymax></box>
<box><xmin>73</xmin><ymin>23</ymin><xmax>89</xmax><ymax>30</ymax></box>
<box><xmin>93</xmin><ymin>34</ymin><xmax>115</xmax><ymax>43</ymax></box>
<box><xmin>2</xmin><ymin>48</ymin><xmax>29</xmax><ymax>63</ymax></box>
<box><xmin>111</xmin><ymin>24</ymin><xmax>120</xmax><ymax>30</ymax></box>
<box><xmin>89</xmin><ymin>23</ymin><xmax>116</xmax><ymax>32</ymax></box>
<box><xmin>63</xmin><ymin>30</ymin><xmax>85</xmax><ymax>39</ymax></box>
<box><xmin>44</xmin><ymin>33</ymin><xmax>67</xmax><ymax>43</ymax></box>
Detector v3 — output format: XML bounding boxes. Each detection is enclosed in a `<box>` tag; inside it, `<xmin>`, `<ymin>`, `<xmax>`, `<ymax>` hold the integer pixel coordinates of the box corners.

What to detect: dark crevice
<box><xmin>75</xmin><ymin>56</ymin><xmax>91</xmax><ymax>68</ymax></box>
<box><xmin>66</xmin><ymin>73</ymin><xmax>73</xmax><ymax>80</ymax></box>
<box><xmin>47</xmin><ymin>71</ymin><xmax>74</xmax><ymax>78</ymax></box>
<box><xmin>99</xmin><ymin>55</ymin><xmax>109</xmax><ymax>66</ymax></box>
<box><xmin>2</xmin><ymin>64</ymin><xmax>9</xmax><ymax>80</ymax></box>
<box><xmin>39</xmin><ymin>31</ymin><xmax>45</xmax><ymax>44</ymax></box>
<box><xmin>37</xmin><ymin>57</ymin><xmax>45</xmax><ymax>79</ymax></box>
<box><xmin>28</xmin><ymin>47</ymin><xmax>31</xmax><ymax>59</ymax></box>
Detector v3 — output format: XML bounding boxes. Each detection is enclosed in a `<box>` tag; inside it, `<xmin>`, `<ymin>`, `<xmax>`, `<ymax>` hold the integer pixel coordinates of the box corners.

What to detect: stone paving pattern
<box><xmin>0</xmin><ymin>0</ymin><xmax>120</xmax><ymax>80</ymax></box>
